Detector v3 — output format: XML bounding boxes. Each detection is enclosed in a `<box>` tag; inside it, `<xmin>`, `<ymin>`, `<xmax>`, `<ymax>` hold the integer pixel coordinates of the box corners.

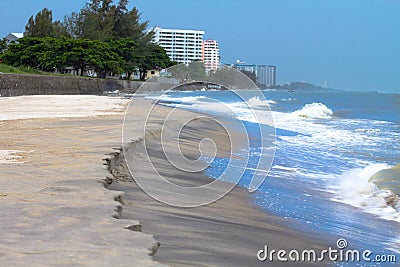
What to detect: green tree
<box><xmin>3</xmin><ymin>1</ymin><xmax>174</xmax><ymax>79</ymax></box>
<box><xmin>0</xmin><ymin>39</ymin><xmax>7</xmax><ymax>54</ymax></box>
<box><xmin>169</xmin><ymin>61</ymin><xmax>207</xmax><ymax>84</ymax></box>
<box><xmin>80</xmin><ymin>0</ymin><xmax>116</xmax><ymax>41</ymax></box>
<box><xmin>108</xmin><ymin>38</ymin><xmax>173</xmax><ymax>80</ymax></box>
<box><xmin>240</xmin><ymin>70</ymin><xmax>257</xmax><ymax>84</ymax></box>
<box><xmin>188</xmin><ymin>61</ymin><xmax>207</xmax><ymax>81</ymax></box>
<box><xmin>86</xmin><ymin>40</ymin><xmax>121</xmax><ymax>78</ymax></box>
<box><xmin>113</xmin><ymin>0</ymin><xmax>129</xmax><ymax>38</ymax></box>
<box><xmin>1</xmin><ymin>37</ymin><xmax>121</xmax><ymax>77</ymax></box>
<box><xmin>63</xmin><ymin>12</ymin><xmax>83</xmax><ymax>38</ymax></box>
<box><xmin>1</xmin><ymin>38</ymin><xmax>43</xmax><ymax>68</ymax></box>
<box><xmin>109</xmin><ymin>38</ymin><xmax>138</xmax><ymax>79</ymax></box>
<box><xmin>64</xmin><ymin>38</ymin><xmax>120</xmax><ymax>77</ymax></box>
<box><xmin>137</xmin><ymin>44</ymin><xmax>173</xmax><ymax>80</ymax></box>
<box><xmin>36</xmin><ymin>38</ymin><xmax>69</xmax><ymax>72</ymax></box>
<box><xmin>25</xmin><ymin>8</ymin><xmax>54</xmax><ymax>37</ymax></box>
<box><xmin>1</xmin><ymin>37</ymin><xmax>66</xmax><ymax>71</ymax></box>
<box><xmin>51</xmin><ymin>20</ymin><xmax>69</xmax><ymax>38</ymax></box>
<box><xmin>210</xmin><ymin>67</ymin><xmax>230</xmax><ymax>84</ymax></box>
<box><xmin>113</xmin><ymin>1</ymin><xmax>153</xmax><ymax>42</ymax></box>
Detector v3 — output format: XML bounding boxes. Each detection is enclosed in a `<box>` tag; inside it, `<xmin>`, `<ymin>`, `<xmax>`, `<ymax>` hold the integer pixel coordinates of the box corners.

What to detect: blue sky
<box><xmin>1</xmin><ymin>0</ymin><xmax>399</xmax><ymax>93</ymax></box>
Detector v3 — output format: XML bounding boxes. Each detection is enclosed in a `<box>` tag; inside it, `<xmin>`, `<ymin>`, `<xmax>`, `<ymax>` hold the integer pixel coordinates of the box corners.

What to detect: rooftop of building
<box><xmin>153</xmin><ymin>27</ymin><xmax>205</xmax><ymax>35</ymax></box>
<box><xmin>7</xmin><ymin>32</ymin><xmax>24</xmax><ymax>38</ymax></box>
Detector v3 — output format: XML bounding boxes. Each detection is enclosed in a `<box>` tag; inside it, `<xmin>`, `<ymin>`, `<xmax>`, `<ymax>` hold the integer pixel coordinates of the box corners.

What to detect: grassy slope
<box><xmin>0</xmin><ymin>64</ymin><xmax>49</xmax><ymax>75</ymax></box>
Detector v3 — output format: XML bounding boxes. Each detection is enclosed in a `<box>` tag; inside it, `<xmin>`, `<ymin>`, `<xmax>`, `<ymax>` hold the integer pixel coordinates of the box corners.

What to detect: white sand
<box><xmin>0</xmin><ymin>96</ymin><xmax>161</xmax><ymax>266</ymax></box>
<box><xmin>0</xmin><ymin>95</ymin><xmax>129</xmax><ymax>165</ymax></box>
<box><xmin>0</xmin><ymin>95</ymin><xmax>129</xmax><ymax>121</ymax></box>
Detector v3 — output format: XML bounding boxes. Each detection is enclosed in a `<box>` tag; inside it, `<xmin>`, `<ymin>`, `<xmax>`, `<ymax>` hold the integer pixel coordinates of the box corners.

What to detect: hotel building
<box><xmin>202</xmin><ymin>40</ymin><xmax>220</xmax><ymax>72</ymax></box>
<box><xmin>152</xmin><ymin>27</ymin><xmax>205</xmax><ymax>64</ymax></box>
<box><xmin>257</xmin><ymin>65</ymin><xmax>277</xmax><ymax>86</ymax></box>
<box><xmin>234</xmin><ymin>60</ymin><xmax>257</xmax><ymax>74</ymax></box>
<box><xmin>234</xmin><ymin>61</ymin><xmax>277</xmax><ymax>86</ymax></box>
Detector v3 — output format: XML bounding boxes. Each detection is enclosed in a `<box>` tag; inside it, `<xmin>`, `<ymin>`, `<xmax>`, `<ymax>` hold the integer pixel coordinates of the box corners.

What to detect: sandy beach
<box><xmin>1</xmin><ymin>96</ymin><xmax>330</xmax><ymax>266</ymax></box>
<box><xmin>0</xmin><ymin>96</ymin><xmax>161</xmax><ymax>266</ymax></box>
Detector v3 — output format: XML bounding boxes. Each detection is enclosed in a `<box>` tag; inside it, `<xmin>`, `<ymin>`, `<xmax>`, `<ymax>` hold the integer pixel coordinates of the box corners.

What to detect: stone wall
<box><xmin>0</xmin><ymin>73</ymin><xmax>144</xmax><ymax>97</ymax></box>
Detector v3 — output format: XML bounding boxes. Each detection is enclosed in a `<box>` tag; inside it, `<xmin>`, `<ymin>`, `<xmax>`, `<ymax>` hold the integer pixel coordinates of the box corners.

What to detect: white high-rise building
<box><xmin>153</xmin><ymin>27</ymin><xmax>205</xmax><ymax>64</ymax></box>
<box><xmin>257</xmin><ymin>65</ymin><xmax>277</xmax><ymax>86</ymax></box>
<box><xmin>202</xmin><ymin>40</ymin><xmax>220</xmax><ymax>72</ymax></box>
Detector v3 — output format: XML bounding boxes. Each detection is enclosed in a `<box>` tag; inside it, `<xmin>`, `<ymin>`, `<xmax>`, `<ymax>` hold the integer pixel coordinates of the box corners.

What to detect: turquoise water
<box><xmin>151</xmin><ymin>89</ymin><xmax>400</xmax><ymax>265</ymax></box>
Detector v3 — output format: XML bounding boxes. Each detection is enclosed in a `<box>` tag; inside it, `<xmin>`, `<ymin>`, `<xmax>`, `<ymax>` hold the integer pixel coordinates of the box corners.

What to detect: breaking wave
<box><xmin>292</xmin><ymin>103</ymin><xmax>333</xmax><ymax>119</ymax></box>
<box><xmin>246</xmin><ymin>96</ymin><xmax>276</xmax><ymax>107</ymax></box>
<box><xmin>331</xmin><ymin>164</ymin><xmax>400</xmax><ymax>222</ymax></box>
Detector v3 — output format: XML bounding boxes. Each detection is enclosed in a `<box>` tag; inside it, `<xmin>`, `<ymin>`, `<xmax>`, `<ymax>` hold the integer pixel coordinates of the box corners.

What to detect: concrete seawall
<box><xmin>0</xmin><ymin>73</ymin><xmax>144</xmax><ymax>96</ymax></box>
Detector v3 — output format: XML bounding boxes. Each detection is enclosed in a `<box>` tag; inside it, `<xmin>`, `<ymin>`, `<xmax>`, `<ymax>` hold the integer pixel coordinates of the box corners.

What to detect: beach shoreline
<box><xmin>1</xmin><ymin>95</ymin><xmax>332</xmax><ymax>266</ymax></box>
<box><xmin>108</xmin><ymin>100</ymin><xmax>332</xmax><ymax>266</ymax></box>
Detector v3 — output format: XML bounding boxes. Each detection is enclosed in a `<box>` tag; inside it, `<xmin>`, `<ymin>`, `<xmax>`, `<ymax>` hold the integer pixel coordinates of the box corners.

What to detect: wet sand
<box><xmin>109</xmin><ymin>101</ymin><xmax>331</xmax><ymax>266</ymax></box>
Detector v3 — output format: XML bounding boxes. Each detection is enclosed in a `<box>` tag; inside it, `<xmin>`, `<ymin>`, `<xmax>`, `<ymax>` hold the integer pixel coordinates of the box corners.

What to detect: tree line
<box><xmin>1</xmin><ymin>0</ymin><xmax>174</xmax><ymax>80</ymax></box>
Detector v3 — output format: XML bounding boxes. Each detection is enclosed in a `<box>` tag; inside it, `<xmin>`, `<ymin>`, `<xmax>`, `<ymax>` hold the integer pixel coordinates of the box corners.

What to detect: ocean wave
<box><xmin>271</xmin><ymin>165</ymin><xmax>298</xmax><ymax>173</ymax></box>
<box><xmin>149</xmin><ymin>95</ymin><xmax>276</xmax><ymax>110</ymax></box>
<box><xmin>273</xmin><ymin>111</ymin><xmax>368</xmax><ymax>150</ymax></box>
<box><xmin>146</xmin><ymin>94</ymin><xmax>207</xmax><ymax>104</ymax></box>
<box><xmin>370</xmin><ymin>164</ymin><xmax>400</xmax><ymax>197</ymax></box>
<box><xmin>152</xmin><ymin>94</ymin><xmax>276</xmax><ymax>126</ymax></box>
<box><xmin>330</xmin><ymin>163</ymin><xmax>400</xmax><ymax>222</ymax></box>
<box><xmin>246</xmin><ymin>96</ymin><xmax>276</xmax><ymax>107</ymax></box>
<box><xmin>354</xmin><ymin>128</ymin><xmax>381</xmax><ymax>134</ymax></box>
<box><xmin>292</xmin><ymin>103</ymin><xmax>333</xmax><ymax>119</ymax></box>
<box><xmin>153</xmin><ymin>95</ymin><xmax>392</xmax><ymax>158</ymax></box>
<box><xmin>281</xmin><ymin>98</ymin><xmax>296</xmax><ymax>102</ymax></box>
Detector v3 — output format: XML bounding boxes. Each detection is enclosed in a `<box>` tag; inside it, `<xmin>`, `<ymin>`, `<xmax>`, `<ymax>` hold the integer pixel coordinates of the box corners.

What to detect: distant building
<box><xmin>257</xmin><ymin>65</ymin><xmax>277</xmax><ymax>86</ymax></box>
<box><xmin>5</xmin><ymin>33</ymin><xmax>23</xmax><ymax>44</ymax></box>
<box><xmin>145</xmin><ymin>69</ymin><xmax>160</xmax><ymax>80</ymax></box>
<box><xmin>233</xmin><ymin>60</ymin><xmax>257</xmax><ymax>74</ymax></box>
<box><xmin>233</xmin><ymin>60</ymin><xmax>277</xmax><ymax>86</ymax></box>
<box><xmin>152</xmin><ymin>27</ymin><xmax>205</xmax><ymax>64</ymax></box>
<box><xmin>202</xmin><ymin>40</ymin><xmax>220</xmax><ymax>72</ymax></box>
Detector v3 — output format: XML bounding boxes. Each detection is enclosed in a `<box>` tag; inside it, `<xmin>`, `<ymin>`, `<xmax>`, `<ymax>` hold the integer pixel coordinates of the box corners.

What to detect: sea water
<box><xmin>148</xmin><ymin>89</ymin><xmax>400</xmax><ymax>265</ymax></box>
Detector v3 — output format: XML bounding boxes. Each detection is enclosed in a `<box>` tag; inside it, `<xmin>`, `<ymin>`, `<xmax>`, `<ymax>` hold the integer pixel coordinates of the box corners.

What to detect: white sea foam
<box><xmin>155</xmin><ymin>96</ymin><xmax>386</xmax><ymax>163</ymax></box>
<box><xmin>269</xmin><ymin>102</ymin><xmax>400</xmax><ymax>223</ymax></box>
<box><xmin>0</xmin><ymin>150</ymin><xmax>23</xmax><ymax>164</ymax></box>
<box><xmin>281</xmin><ymin>98</ymin><xmax>296</xmax><ymax>102</ymax></box>
<box><xmin>291</xmin><ymin>103</ymin><xmax>333</xmax><ymax>119</ymax></box>
<box><xmin>354</xmin><ymin>128</ymin><xmax>381</xmax><ymax>134</ymax></box>
<box><xmin>145</xmin><ymin>95</ymin><xmax>207</xmax><ymax>104</ymax></box>
<box><xmin>155</xmin><ymin>97</ymin><xmax>379</xmax><ymax>156</ymax></box>
<box><xmin>153</xmin><ymin>94</ymin><xmax>276</xmax><ymax>125</ymax></box>
<box><xmin>272</xmin><ymin>111</ymin><xmax>369</xmax><ymax>150</ymax></box>
<box><xmin>330</xmin><ymin>164</ymin><xmax>400</xmax><ymax>223</ymax></box>
<box><xmin>272</xmin><ymin>165</ymin><xmax>298</xmax><ymax>172</ymax></box>
<box><xmin>246</xmin><ymin>96</ymin><xmax>276</xmax><ymax>107</ymax></box>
